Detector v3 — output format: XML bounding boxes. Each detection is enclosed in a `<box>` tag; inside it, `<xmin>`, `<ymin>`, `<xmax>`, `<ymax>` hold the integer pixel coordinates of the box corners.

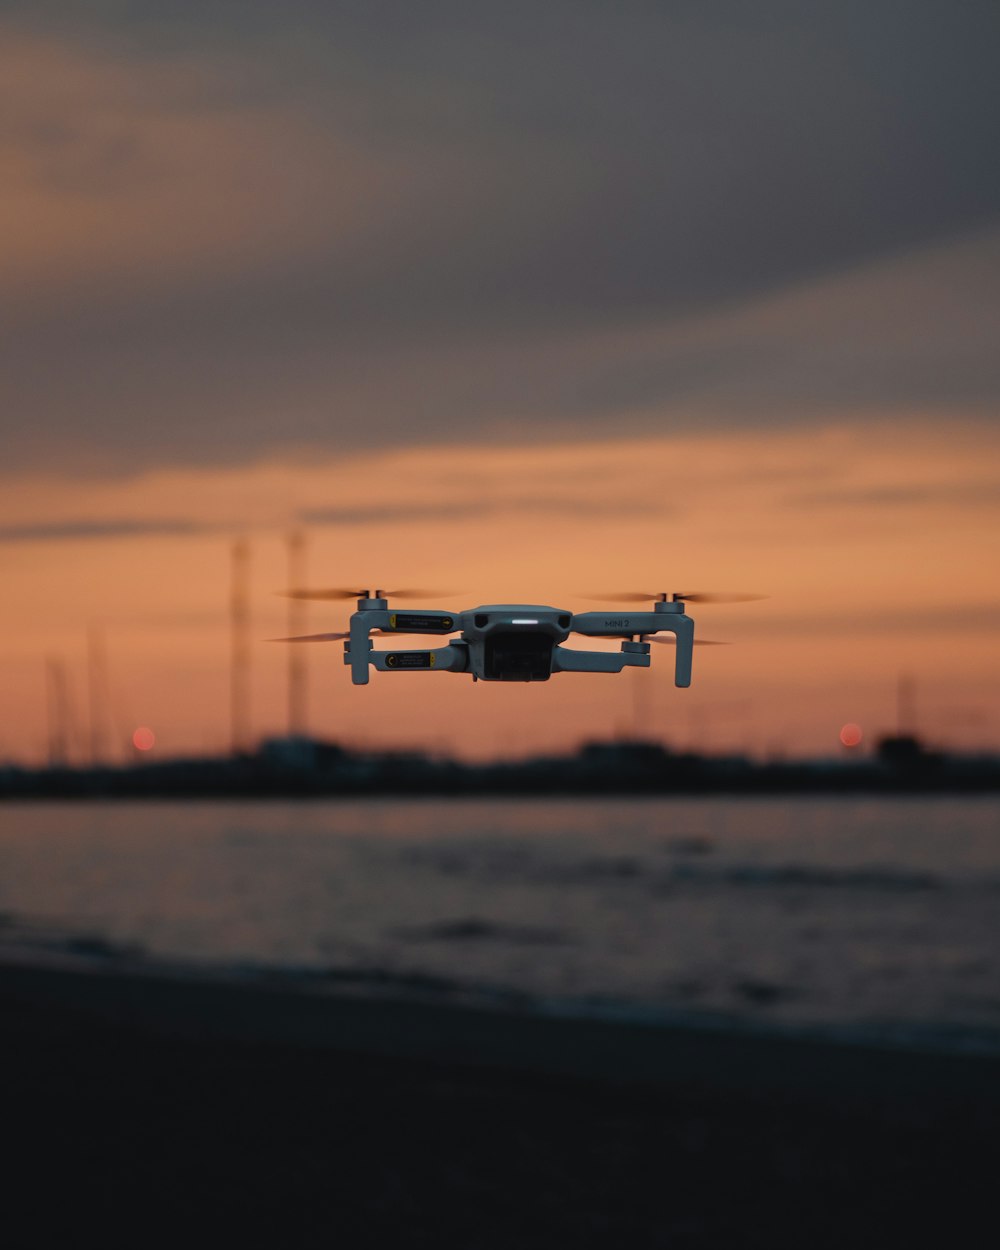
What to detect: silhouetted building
<box><xmin>876</xmin><ymin>733</ymin><xmax>943</xmax><ymax>778</ymax></box>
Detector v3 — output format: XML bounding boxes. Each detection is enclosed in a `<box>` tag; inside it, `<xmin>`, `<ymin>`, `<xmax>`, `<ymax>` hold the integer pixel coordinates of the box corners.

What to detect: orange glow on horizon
<box><xmin>2</xmin><ymin>420</ymin><xmax>999</xmax><ymax>765</ymax></box>
<box><xmin>2</xmin><ymin>19</ymin><xmax>998</xmax><ymax>771</ymax></box>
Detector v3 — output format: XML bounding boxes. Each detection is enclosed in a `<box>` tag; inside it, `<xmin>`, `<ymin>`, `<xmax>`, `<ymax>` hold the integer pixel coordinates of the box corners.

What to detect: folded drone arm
<box><xmin>570</xmin><ymin>611</ymin><xmax>694</xmax><ymax>687</ymax></box>
<box><xmin>347</xmin><ymin>606</ymin><xmax>460</xmax><ymax>684</ymax></box>
<box><xmin>366</xmin><ymin>643</ymin><xmax>469</xmax><ymax>676</ymax></box>
<box><xmin>552</xmin><ymin>646</ymin><xmax>650</xmax><ymax>674</ymax></box>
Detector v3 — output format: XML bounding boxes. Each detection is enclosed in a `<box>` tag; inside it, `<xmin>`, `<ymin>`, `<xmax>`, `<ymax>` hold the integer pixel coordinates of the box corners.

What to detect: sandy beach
<box><xmin>3</xmin><ymin>956</ymin><xmax>997</xmax><ymax>1248</ymax></box>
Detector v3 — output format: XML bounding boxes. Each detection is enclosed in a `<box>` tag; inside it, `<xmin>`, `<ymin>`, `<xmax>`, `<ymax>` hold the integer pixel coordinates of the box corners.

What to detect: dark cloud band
<box><xmin>1</xmin><ymin>1</ymin><xmax>999</xmax><ymax>474</ymax></box>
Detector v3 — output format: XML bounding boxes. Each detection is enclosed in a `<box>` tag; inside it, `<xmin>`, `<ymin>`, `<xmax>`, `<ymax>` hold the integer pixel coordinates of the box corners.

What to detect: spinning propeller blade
<box><xmin>583</xmin><ymin>591</ymin><xmax>766</xmax><ymax>605</ymax></box>
<box><xmin>269</xmin><ymin>631</ymin><xmax>351</xmax><ymax>643</ymax></box>
<box><xmin>673</xmin><ymin>592</ymin><xmax>767</xmax><ymax>604</ymax></box>
<box><xmin>377</xmin><ymin>588</ymin><xmax>454</xmax><ymax>600</ymax></box>
<box><xmin>270</xmin><ymin>629</ymin><xmax>439</xmax><ymax>643</ymax></box>
<box><xmin>280</xmin><ymin>589</ymin><xmax>367</xmax><ymax>601</ymax></box>
<box><xmin>647</xmin><ymin>636</ymin><xmax>729</xmax><ymax>646</ymax></box>
<box><xmin>279</xmin><ymin>587</ymin><xmax>452</xmax><ymax>601</ymax></box>
<box><xmin>584</xmin><ymin>592</ymin><xmax>666</xmax><ymax>603</ymax></box>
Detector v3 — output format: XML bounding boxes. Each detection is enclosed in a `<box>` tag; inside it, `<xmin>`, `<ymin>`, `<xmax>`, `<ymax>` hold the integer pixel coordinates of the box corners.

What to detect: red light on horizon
<box><xmin>132</xmin><ymin>726</ymin><xmax>155</xmax><ymax>752</ymax></box>
<box><xmin>839</xmin><ymin>722</ymin><xmax>863</xmax><ymax>748</ymax></box>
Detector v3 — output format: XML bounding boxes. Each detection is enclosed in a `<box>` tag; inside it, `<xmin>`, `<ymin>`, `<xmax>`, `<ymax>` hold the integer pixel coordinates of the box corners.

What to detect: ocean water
<box><xmin>1</xmin><ymin>796</ymin><xmax>998</xmax><ymax>1052</ymax></box>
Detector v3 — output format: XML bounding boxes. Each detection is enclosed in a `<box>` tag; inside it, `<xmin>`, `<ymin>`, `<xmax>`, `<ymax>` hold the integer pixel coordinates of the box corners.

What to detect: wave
<box><xmin>4</xmin><ymin>918</ymin><xmax>999</xmax><ymax>1058</ymax></box>
<box><xmin>0</xmin><ymin>916</ymin><xmax>144</xmax><ymax>963</ymax></box>
<box><xmin>401</xmin><ymin>845</ymin><xmax>950</xmax><ymax>893</ymax></box>
<box><xmin>392</xmin><ymin>917</ymin><xmax>567</xmax><ymax>945</ymax></box>
<box><xmin>252</xmin><ymin>961</ymin><xmax>536</xmax><ymax>1010</ymax></box>
<box><xmin>670</xmin><ymin>863</ymin><xmax>946</xmax><ymax>892</ymax></box>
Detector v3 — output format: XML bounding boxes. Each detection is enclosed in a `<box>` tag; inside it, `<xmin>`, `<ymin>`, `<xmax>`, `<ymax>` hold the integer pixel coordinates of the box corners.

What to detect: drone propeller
<box><xmin>279</xmin><ymin>587</ymin><xmax>451</xmax><ymax>601</ymax></box>
<box><xmin>585</xmin><ymin>591</ymin><xmax>766</xmax><ymax>605</ymax></box>
<box><xmin>674</xmin><ymin>592</ymin><xmax>766</xmax><ymax>604</ymax></box>
<box><xmin>646</xmin><ymin>636</ymin><xmax>729</xmax><ymax>646</ymax></box>
<box><xmin>270</xmin><ymin>628</ymin><xmax>442</xmax><ymax>643</ymax></box>
<box><xmin>269</xmin><ymin>631</ymin><xmax>351</xmax><ymax>643</ymax></box>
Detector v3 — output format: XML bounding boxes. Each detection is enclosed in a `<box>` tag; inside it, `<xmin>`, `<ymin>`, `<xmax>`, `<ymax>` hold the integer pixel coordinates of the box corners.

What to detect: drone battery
<box><xmin>388</xmin><ymin>613</ymin><xmax>454</xmax><ymax>632</ymax></box>
<box><xmin>385</xmin><ymin>652</ymin><xmax>435</xmax><ymax>669</ymax></box>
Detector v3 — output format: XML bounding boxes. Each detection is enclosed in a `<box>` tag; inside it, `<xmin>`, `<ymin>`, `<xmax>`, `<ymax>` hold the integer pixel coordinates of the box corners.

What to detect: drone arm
<box><xmin>570</xmin><ymin>610</ymin><xmax>693</xmax><ymax>687</ymax></box>
<box><xmin>552</xmin><ymin>645</ymin><xmax>649</xmax><ymax>674</ymax></box>
<box><xmin>346</xmin><ymin>606</ymin><xmax>459</xmax><ymax>683</ymax></box>
<box><xmin>368</xmin><ymin>643</ymin><xmax>468</xmax><ymax>675</ymax></box>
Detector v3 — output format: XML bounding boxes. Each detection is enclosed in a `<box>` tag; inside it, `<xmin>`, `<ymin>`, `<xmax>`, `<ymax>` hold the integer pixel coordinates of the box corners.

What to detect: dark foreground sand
<box><xmin>3</xmin><ymin>960</ymin><xmax>997</xmax><ymax>1249</ymax></box>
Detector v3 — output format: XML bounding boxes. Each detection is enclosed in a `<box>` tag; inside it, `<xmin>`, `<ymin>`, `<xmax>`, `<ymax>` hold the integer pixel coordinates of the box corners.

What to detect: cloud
<box><xmin>0</xmin><ymin>518</ymin><xmax>212</xmax><ymax>543</ymax></box>
<box><xmin>0</xmin><ymin>2</ymin><xmax>999</xmax><ymax>474</ymax></box>
<box><xmin>0</xmin><ymin>463</ymin><xmax>661</xmax><ymax>546</ymax></box>
<box><xmin>785</xmin><ymin>482</ymin><xmax>1000</xmax><ymax>510</ymax></box>
<box><xmin>299</xmin><ymin>497</ymin><xmax>659</xmax><ymax>527</ymax></box>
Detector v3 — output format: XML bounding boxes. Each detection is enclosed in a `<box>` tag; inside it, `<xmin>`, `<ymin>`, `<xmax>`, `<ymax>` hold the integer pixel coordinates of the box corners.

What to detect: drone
<box><xmin>276</xmin><ymin>589</ymin><xmax>762</xmax><ymax>686</ymax></box>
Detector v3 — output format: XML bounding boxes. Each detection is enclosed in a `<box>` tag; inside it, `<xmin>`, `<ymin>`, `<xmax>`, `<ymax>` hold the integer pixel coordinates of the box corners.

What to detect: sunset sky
<box><xmin>2</xmin><ymin>2</ymin><xmax>998</xmax><ymax>763</ymax></box>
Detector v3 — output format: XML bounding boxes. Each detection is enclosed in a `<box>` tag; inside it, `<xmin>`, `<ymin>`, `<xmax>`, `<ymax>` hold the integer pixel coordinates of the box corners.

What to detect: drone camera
<box><xmin>484</xmin><ymin>630</ymin><xmax>555</xmax><ymax>681</ymax></box>
<box><xmin>465</xmin><ymin>608</ymin><xmax>574</xmax><ymax>681</ymax></box>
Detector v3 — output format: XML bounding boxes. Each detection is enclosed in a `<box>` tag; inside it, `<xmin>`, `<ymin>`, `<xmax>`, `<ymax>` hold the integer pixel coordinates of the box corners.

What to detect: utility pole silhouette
<box><xmin>230</xmin><ymin>539</ymin><xmax>252</xmax><ymax>755</ymax></box>
<box><xmin>46</xmin><ymin>657</ymin><xmax>70</xmax><ymax>767</ymax></box>
<box><xmin>287</xmin><ymin>531</ymin><xmax>307</xmax><ymax>738</ymax></box>
<box><xmin>87</xmin><ymin>626</ymin><xmax>111</xmax><ymax>765</ymax></box>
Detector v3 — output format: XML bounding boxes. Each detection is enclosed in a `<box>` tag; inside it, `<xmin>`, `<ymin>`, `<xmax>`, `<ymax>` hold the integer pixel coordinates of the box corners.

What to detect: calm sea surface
<box><xmin>1</xmin><ymin>797</ymin><xmax>998</xmax><ymax>1051</ymax></box>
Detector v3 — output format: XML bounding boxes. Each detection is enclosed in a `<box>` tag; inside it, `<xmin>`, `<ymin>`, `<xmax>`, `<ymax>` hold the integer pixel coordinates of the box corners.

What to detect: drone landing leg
<box><xmin>348</xmin><ymin>619</ymin><xmax>374</xmax><ymax>684</ymax></box>
<box><xmin>671</xmin><ymin>616</ymin><xmax>694</xmax><ymax>688</ymax></box>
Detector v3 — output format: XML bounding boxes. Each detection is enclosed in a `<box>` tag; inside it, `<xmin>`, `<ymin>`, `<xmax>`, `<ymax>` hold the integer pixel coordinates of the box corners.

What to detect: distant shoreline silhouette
<box><xmin>3</xmin><ymin>733</ymin><xmax>998</xmax><ymax>798</ymax></box>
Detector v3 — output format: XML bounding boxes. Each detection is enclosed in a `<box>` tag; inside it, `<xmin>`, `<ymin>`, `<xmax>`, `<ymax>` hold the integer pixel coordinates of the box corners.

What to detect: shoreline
<box><xmin>4</xmin><ymin>953</ymin><xmax>1000</xmax><ymax>1102</ymax></box>
<box><xmin>5</xmin><ymin>740</ymin><xmax>1000</xmax><ymax>799</ymax></box>
<box><xmin>5</xmin><ymin>776</ymin><xmax>1000</xmax><ymax>798</ymax></box>
<box><xmin>4</xmin><ymin>956</ymin><xmax>997</xmax><ymax>1246</ymax></box>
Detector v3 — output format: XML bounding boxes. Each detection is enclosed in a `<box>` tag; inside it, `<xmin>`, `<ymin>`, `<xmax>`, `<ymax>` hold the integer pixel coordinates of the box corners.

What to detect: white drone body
<box><xmin>341</xmin><ymin>595</ymin><xmax>695</xmax><ymax>686</ymax></box>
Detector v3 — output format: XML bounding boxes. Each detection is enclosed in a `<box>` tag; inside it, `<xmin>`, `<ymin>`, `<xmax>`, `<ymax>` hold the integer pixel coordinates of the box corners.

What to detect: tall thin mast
<box><xmin>46</xmin><ymin>657</ymin><xmax>69</xmax><ymax>767</ymax></box>
<box><xmin>87</xmin><ymin>626</ymin><xmax>110</xmax><ymax>765</ymax></box>
<box><xmin>287</xmin><ymin>530</ymin><xmax>307</xmax><ymax>738</ymax></box>
<box><xmin>230</xmin><ymin>539</ymin><xmax>252</xmax><ymax>755</ymax></box>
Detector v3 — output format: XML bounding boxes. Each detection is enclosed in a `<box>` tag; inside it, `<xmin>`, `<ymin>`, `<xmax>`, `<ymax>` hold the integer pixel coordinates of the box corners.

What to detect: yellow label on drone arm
<box><xmin>385</xmin><ymin>651</ymin><xmax>434</xmax><ymax>669</ymax></box>
<box><xmin>388</xmin><ymin>612</ymin><xmax>453</xmax><ymax>632</ymax></box>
